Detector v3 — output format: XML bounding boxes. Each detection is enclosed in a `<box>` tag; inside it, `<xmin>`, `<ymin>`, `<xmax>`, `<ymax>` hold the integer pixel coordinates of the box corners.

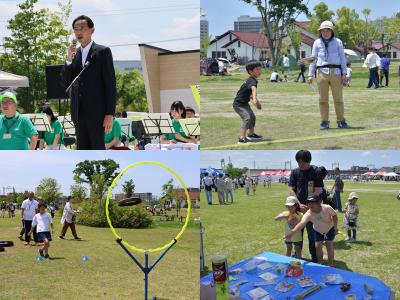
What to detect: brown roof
<box><xmin>231</xmin><ymin>31</ymin><xmax>269</xmax><ymax>48</ymax></box>
<box><xmin>295</xmin><ymin>21</ymin><xmax>312</xmax><ymax>30</ymax></box>
<box><xmin>301</xmin><ymin>33</ymin><xmax>315</xmax><ymax>47</ymax></box>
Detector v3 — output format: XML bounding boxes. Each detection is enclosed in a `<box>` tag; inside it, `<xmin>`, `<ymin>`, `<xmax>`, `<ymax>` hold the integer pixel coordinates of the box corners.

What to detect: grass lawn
<box><xmin>0</xmin><ymin>208</ymin><xmax>199</xmax><ymax>300</ymax></box>
<box><xmin>201</xmin><ymin>62</ymin><xmax>400</xmax><ymax>149</ymax></box>
<box><xmin>200</xmin><ymin>181</ymin><xmax>400</xmax><ymax>295</ymax></box>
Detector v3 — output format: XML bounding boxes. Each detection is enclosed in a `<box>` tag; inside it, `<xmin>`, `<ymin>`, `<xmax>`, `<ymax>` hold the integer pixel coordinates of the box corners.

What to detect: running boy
<box><xmin>233</xmin><ymin>60</ymin><xmax>263</xmax><ymax>144</ymax></box>
<box><xmin>29</xmin><ymin>203</ymin><xmax>54</xmax><ymax>259</ymax></box>
<box><xmin>285</xmin><ymin>194</ymin><xmax>338</xmax><ymax>266</ymax></box>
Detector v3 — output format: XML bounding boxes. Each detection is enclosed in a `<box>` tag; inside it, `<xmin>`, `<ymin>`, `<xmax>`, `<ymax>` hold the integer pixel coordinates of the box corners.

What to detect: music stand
<box><xmin>58</xmin><ymin>115</ymin><xmax>76</xmax><ymax>148</ymax></box>
<box><xmin>116</xmin><ymin>118</ymin><xmax>133</xmax><ymax>145</ymax></box>
<box><xmin>24</xmin><ymin>113</ymin><xmax>51</xmax><ymax>132</ymax></box>
<box><xmin>141</xmin><ymin>113</ymin><xmax>175</xmax><ymax>149</ymax></box>
<box><xmin>179</xmin><ymin>118</ymin><xmax>200</xmax><ymax>137</ymax></box>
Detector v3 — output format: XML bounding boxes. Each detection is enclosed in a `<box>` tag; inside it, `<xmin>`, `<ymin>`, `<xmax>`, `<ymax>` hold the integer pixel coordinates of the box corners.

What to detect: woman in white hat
<box><xmin>342</xmin><ymin>192</ymin><xmax>360</xmax><ymax>242</ymax></box>
<box><xmin>308</xmin><ymin>20</ymin><xmax>348</xmax><ymax>130</ymax></box>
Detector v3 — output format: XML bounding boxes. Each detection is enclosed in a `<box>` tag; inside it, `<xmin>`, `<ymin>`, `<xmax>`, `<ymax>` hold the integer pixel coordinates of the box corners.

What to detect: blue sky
<box><xmin>0</xmin><ymin>151</ymin><xmax>199</xmax><ymax>196</ymax></box>
<box><xmin>201</xmin><ymin>150</ymin><xmax>400</xmax><ymax>170</ymax></box>
<box><xmin>0</xmin><ymin>0</ymin><xmax>199</xmax><ymax>60</ymax></box>
<box><xmin>201</xmin><ymin>0</ymin><xmax>400</xmax><ymax>37</ymax></box>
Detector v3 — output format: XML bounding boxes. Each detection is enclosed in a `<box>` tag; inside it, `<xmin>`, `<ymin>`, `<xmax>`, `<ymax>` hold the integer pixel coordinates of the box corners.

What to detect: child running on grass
<box><xmin>342</xmin><ymin>192</ymin><xmax>360</xmax><ymax>242</ymax></box>
<box><xmin>29</xmin><ymin>203</ymin><xmax>53</xmax><ymax>259</ymax></box>
<box><xmin>285</xmin><ymin>194</ymin><xmax>338</xmax><ymax>266</ymax></box>
<box><xmin>232</xmin><ymin>60</ymin><xmax>263</xmax><ymax>144</ymax></box>
<box><xmin>275</xmin><ymin>196</ymin><xmax>303</xmax><ymax>258</ymax></box>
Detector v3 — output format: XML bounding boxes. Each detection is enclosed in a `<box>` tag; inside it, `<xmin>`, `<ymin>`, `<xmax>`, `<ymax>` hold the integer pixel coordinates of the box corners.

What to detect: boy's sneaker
<box><xmin>351</xmin><ymin>238</ymin><xmax>357</xmax><ymax>243</ymax></box>
<box><xmin>345</xmin><ymin>237</ymin><xmax>351</xmax><ymax>242</ymax></box>
<box><xmin>38</xmin><ymin>248</ymin><xmax>44</xmax><ymax>257</ymax></box>
<box><xmin>44</xmin><ymin>254</ymin><xmax>50</xmax><ymax>259</ymax></box>
<box><xmin>337</xmin><ymin>120</ymin><xmax>349</xmax><ymax>129</ymax></box>
<box><xmin>74</xmin><ymin>237</ymin><xmax>82</xmax><ymax>240</ymax></box>
<box><xmin>18</xmin><ymin>235</ymin><xmax>23</xmax><ymax>241</ymax></box>
<box><xmin>237</xmin><ymin>137</ymin><xmax>249</xmax><ymax>144</ymax></box>
<box><xmin>320</xmin><ymin>121</ymin><xmax>329</xmax><ymax>130</ymax></box>
<box><xmin>247</xmin><ymin>133</ymin><xmax>263</xmax><ymax>140</ymax></box>
<box><xmin>58</xmin><ymin>236</ymin><xmax>65</xmax><ymax>240</ymax></box>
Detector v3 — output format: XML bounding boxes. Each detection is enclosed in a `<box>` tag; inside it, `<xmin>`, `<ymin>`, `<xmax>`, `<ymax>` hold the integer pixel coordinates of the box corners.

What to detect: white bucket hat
<box><xmin>286</xmin><ymin>196</ymin><xmax>300</xmax><ymax>206</ymax></box>
<box><xmin>318</xmin><ymin>20</ymin><xmax>335</xmax><ymax>31</ymax></box>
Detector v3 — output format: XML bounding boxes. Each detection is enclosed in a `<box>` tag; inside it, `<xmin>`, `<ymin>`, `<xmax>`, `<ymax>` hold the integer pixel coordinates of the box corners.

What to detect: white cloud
<box><xmin>73</xmin><ymin>0</ymin><xmax>120</xmax><ymax>13</ymax></box>
<box><xmin>361</xmin><ymin>151</ymin><xmax>372</xmax><ymax>157</ymax></box>
<box><xmin>162</xmin><ymin>13</ymin><xmax>199</xmax><ymax>39</ymax></box>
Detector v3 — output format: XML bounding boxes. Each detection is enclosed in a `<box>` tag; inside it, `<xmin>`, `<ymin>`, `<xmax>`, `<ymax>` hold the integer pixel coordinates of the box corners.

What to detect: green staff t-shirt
<box><xmin>104</xmin><ymin>118</ymin><xmax>122</xmax><ymax>144</ymax></box>
<box><xmin>164</xmin><ymin>119</ymin><xmax>189</xmax><ymax>143</ymax></box>
<box><xmin>44</xmin><ymin>119</ymin><xmax>64</xmax><ymax>146</ymax></box>
<box><xmin>0</xmin><ymin>112</ymin><xmax>38</xmax><ymax>150</ymax></box>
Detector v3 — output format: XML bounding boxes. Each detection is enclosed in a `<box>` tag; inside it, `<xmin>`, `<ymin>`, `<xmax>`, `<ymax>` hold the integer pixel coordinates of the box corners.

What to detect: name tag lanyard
<box><xmin>3</xmin><ymin>115</ymin><xmax>20</xmax><ymax>134</ymax></box>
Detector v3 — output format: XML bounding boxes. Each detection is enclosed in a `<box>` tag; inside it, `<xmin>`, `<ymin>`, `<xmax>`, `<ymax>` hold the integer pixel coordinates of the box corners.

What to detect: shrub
<box><xmin>76</xmin><ymin>201</ymin><xmax>152</xmax><ymax>228</ymax></box>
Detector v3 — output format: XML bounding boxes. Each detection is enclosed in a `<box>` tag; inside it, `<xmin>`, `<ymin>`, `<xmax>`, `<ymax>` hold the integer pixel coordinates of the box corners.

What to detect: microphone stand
<box><xmin>65</xmin><ymin>61</ymin><xmax>90</xmax><ymax>150</ymax></box>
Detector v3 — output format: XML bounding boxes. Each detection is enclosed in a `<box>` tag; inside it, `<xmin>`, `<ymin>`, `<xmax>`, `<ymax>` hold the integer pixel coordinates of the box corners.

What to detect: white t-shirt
<box><xmin>32</xmin><ymin>212</ymin><xmax>53</xmax><ymax>233</ymax></box>
<box><xmin>364</xmin><ymin>53</ymin><xmax>381</xmax><ymax>69</ymax></box>
<box><xmin>61</xmin><ymin>202</ymin><xmax>74</xmax><ymax>224</ymax></box>
<box><xmin>218</xmin><ymin>61</ymin><xmax>224</xmax><ymax>72</ymax></box>
<box><xmin>346</xmin><ymin>67</ymin><xmax>352</xmax><ymax>78</ymax></box>
<box><xmin>270</xmin><ymin>72</ymin><xmax>279</xmax><ymax>81</ymax></box>
<box><xmin>21</xmin><ymin>199</ymin><xmax>39</xmax><ymax>220</ymax></box>
<box><xmin>283</xmin><ymin>57</ymin><xmax>290</xmax><ymax>67</ymax></box>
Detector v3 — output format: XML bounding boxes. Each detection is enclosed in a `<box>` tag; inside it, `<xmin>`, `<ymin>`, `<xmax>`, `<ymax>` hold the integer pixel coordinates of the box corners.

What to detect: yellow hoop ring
<box><xmin>105</xmin><ymin>161</ymin><xmax>191</xmax><ymax>253</ymax></box>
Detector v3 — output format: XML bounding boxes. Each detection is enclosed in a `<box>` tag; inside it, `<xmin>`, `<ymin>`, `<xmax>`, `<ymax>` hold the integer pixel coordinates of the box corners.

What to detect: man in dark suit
<box><xmin>61</xmin><ymin>15</ymin><xmax>116</xmax><ymax>150</ymax></box>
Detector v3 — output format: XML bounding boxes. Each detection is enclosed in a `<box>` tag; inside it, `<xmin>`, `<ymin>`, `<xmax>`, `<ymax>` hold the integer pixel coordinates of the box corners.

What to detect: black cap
<box><xmin>306</xmin><ymin>194</ymin><xmax>320</xmax><ymax>203</ymax></box>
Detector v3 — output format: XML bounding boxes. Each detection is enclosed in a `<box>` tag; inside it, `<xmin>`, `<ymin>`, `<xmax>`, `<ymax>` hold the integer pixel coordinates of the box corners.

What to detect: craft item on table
<box><xmin>229</xmin><ymin>276</ymin><xmax>240</xmax><ymax>281</ymax></box>
<box><xmin>344</xmin><ymin>295</ymin><xmax>357</xmax><ymax>300</ymax></box>
<box><xmin>296</xmin><ymin>276</ymin><xmax>316</xmax><ymax>288</ymax></box>
<box><xmin>229</xmin><ymin>268</ymin><xmax>244</xmax><ymax>274</ymax></box>
<box><xmin>274</xmin><ymin>281</ymin><xmax>295</xmax><ymax>293</ymax></box>
<box><xmin>364</xmin><ymin>283</ymin><xmax>373</xmax><ymax>295</ymax></box>
<box><xmin>285</xmin><ymin>261</ymin><xmax>304</xmax><ymax>277</ymax></box>
<box><xmin>257</xmin><ymin>262</ymin><xmax>273</xmax><ymax>270</ymax></box>
<box><xmin>341</xmin><ymin>283</ymin><xmax>351</xmax><ymax>292</ymax></box>
<box><xmin>259</xmin><ymin>272</ymin><xmax>278</xmax><ymax>281</ymax></box>
<box><xmin>253</xmin><ymin>280</ymin><xmax>277</xmax><ymax>286</ymax></box>
<box><xmin>273</xmin><ymin>263</ymin><xmax>286</xmax><ymax>274</ymax></box>
<box><xmin>230</xmin><ymin>279</ymin><xmax>249</xmax><ymax>289</ymax></box>
<box><xmin>244</xmin><ymin>260</ymin><xmax>261</xmax><ymax>272</ymax></box>
<box><xmin>323</xmin><ymin>274</ymin><xmax>344</xmax><ymax>284</ymax></box>
<box><xmin>294</xmin><ymin>284</ymin><xmax>324</xmax><ymax>299</ymax></box>
<box><xmin>230</xmin><ymin>285</ymin><xmax>241</xmax><ymax>297</ymax></box>
<box><xmin>247</xmin><ymin>287</ymin><xmax>269</xmax><ymax>299</ymax></box>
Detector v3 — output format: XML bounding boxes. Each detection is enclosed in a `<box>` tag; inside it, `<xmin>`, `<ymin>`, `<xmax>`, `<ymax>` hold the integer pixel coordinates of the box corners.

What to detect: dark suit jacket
<box><xmin>61</xmin><ymin>42</ymin><xmax>116</xmax><ymax>123</ymax></box>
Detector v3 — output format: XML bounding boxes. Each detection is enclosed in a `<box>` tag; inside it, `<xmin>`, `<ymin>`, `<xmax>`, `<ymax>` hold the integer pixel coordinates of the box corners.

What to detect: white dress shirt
<box><xmin>81</xmin><ymin>40</ymin><xmax>94</xmax><ymax>67</ymax></box>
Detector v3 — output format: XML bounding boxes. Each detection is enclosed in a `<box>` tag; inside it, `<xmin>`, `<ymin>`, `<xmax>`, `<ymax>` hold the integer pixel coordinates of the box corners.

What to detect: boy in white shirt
<box><xmin>29</xmin><ymin>203</ymin><xmax>54</xmax><ymax>258</ymax></box>
<box><xmin>285</xmin><ymin>194</ymin><xmax>338</xmax><ymax>266</ymax></box>
<box><xmin>346</xmin><ymin>63</ymin><xmax>353</xmax><ymax>87</ymax></box>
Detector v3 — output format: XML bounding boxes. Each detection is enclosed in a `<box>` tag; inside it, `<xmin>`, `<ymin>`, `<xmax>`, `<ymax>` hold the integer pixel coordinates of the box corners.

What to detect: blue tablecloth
<box><xmin>201</xmin><ymin>252</ymin><xmax>395</xmax><ymax>300</ymax></box>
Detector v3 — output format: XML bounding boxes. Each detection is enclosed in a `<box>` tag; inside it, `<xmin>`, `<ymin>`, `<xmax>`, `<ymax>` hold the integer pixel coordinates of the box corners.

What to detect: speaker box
<box><xmin>46</xmin><ymin>65</ymin><xmax>67</xmax><ymax>99</ymax></box>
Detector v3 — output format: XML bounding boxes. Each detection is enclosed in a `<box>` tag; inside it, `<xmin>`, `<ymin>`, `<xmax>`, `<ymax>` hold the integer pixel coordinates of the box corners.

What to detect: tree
<box><xmin>89</xmin><ymin>173</ymin><xmax>107</xmax><ymax>206</ymax></box>
<box><xmin>335</xmin><ymin>7</ymin><xmax>360</xmax><ymax>48</ymax></box>
<box><xmin>0</xmin><ymin>0</ymin><xmax>72</xmax><ymax>112</ymax></box>
<box><xmin>200</xmin><ymin>35</ymin><xmax>211</xmax><ymax>57</ymax></box>
<box><xmin>122</xmin><ymin>179</ymin><xmax>135</xmax><ymax>198</ymax></box>
<box><xmin>225</xmin><ymin>163</ymin><xmax>248</xmax><ymax>178</ymax></box>
<box><xmin>35</xmin><ymin>177</ymin><xmax>62</xmax><ymax>204</ymax></box>
<box><xmin>287</xmin><ymin>26</ymin><xmax>302</xmax><ymax>61</ymax></box>
<box><xmin>356</xmin><ymin>8</ymin><xmax>379</xmax><ymax>57</ymax></box>
<box><xmin>241</xmin><ymin>0</ymin><xmax>309</xmax><ymax>66</ymax></box>
<box><xmin>115</xmin><ymin>69</ymin><xmax>148</xmax><ymax>112</ymax></box>
<box><xmin>73</xmin><ymin>159</ymin><xmax>120</xmax><ymax>199</ymax></box>
<box><xmin>161</xmin><ymin>178</ymin><xmax>179</xmax><ymax>217</ymax></box>
<box><xmin>70</xmin><ymin>184</ymin><xmax>87</xmax><ymax>202</ymax></box>
<box><xmin>307</xmin><ymin>2</ymin><xmax>335</xmax><ymax>34</ymax></box>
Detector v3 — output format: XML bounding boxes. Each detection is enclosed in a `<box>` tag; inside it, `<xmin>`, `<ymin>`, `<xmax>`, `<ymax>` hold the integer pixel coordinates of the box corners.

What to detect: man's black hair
<box><xmin>316</xmin><ymin>166</ymin><xmax>328</xmax><ymax>179</ymax></box>
<box><xmin>72</xmin><ymin>15</ymin><xmax>94</xmax><ymax>29</ymax></box>
<box><xmin>295</xmin><ymin>150</ymin><xmax>312</xmax><ymax>163</ymax></box>
<box><xmin>245</xmin><ymin>60</ymin><xmax>262</xmax><ymax>74</ymax></box>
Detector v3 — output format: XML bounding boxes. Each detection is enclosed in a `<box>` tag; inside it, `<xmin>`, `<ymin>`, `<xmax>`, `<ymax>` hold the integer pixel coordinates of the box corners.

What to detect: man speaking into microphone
<box><xmin>61</xmin><ymin>15</ymin><xmax>116</xmax><ymax>150</ymax></box>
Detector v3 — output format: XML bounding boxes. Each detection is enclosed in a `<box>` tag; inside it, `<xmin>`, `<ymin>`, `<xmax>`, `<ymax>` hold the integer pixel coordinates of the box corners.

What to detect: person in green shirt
<box><xmin>104</xmin><ymin>117</ymin><xmax>122</xmax><ymax>149</ymax></box>
<box><xmin>40</xmin><ymin>106</ymin><xmax>65</xmax><ymax>150</ymax></box>
<box><xmin>0</xmin><ymin>92</ymin><xmax>38</xmax><ymax>150</ymax></box>
<box><xmin>160</xmin><ymin>101</ymin><xmax>196</xmax><ymax>144</ymax></box>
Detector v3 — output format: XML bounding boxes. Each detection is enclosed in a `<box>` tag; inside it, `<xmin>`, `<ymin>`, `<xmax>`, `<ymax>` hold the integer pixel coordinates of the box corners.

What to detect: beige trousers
<box><xmin>316</xmin><ymin>69</ymin><xmax>345</xmax><ymax>122</ymax></box>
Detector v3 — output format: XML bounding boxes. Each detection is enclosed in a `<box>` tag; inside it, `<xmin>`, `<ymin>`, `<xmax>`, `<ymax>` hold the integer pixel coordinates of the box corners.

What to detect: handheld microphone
<box><xmin>71</xmin><ymin>38</ymin><xmax>77</xmax><ymax>58</ymax></box>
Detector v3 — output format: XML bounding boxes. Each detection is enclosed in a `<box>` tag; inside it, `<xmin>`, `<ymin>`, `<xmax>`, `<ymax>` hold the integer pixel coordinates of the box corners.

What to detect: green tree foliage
<box><xmin>122</xmin><ymin>179</ymin><xmax>135</xmax><ymax>198</ymax></box>
<box><xmin>35</xmin><ymin>177</ymin><xmax>62</xmax><ymax>204</ymax></box>
<box><xmin>335</xmin><ymin>7</ymin><xmax>360</xmax><ymax>48</ymax></box>
<box><xmin>241</xmin><ymin>0</ymin><xmax>308</xmax><ymax>65</ymax></box>
<box><xmin>115</xmin><ymin>69</ymin><xmax>148</xmax><ymax>112</ymax></box>
<box><xmin>0</xmin><ymin>0</ymin><xmax>72</xmax><ymax>112</ymax></box>
<box><xmin>225</xmin><ymin>163</ymin><xmax>248</xmax><ymax>178</ymax></box>
<box><xmin>307</xmin><ymin>2</ymin><xmax>335</xmax><ymax>34</ymax></box>
<box><xmin>70</xmin><ymin>184</ymin><xmax>87</xmax><ymax>202</ymax></box>
<box><xmin>200</xmin><ymin>35</ymin><xmax>211</xmax><ymax>57</ymax></box>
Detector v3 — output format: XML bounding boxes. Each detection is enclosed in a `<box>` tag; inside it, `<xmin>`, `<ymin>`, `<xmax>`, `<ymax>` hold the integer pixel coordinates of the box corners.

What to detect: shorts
<box><xmin>233</xmin><ymin>104</ymin><xmax>256</xmax><ymax>129</ymax></box>
<box><xmin>37</xmin><ymin>231</ymin><xmax>52</xmax><ymax>242</ymax></box>
<box><xmin>285</xmin><ymin>240</ymin><xmax>302</xmax><ymax>247</ymax></box>
<box><xmin>315</xmin><ymin>227</ymin><xmax>335</xmax><ymax>242</ymax></box>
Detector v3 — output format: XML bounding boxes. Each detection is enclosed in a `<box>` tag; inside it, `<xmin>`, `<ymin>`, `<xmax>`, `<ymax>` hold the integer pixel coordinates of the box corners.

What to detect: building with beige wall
<box><xmin>139</xmin><ymin>44</ymin><xmax>200</xmax><ymax>113</ymax></box>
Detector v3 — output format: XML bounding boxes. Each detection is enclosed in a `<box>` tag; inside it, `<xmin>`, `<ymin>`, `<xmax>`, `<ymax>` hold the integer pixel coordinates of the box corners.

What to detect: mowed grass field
<box><xmin>200</xmin><ymin>181</ymin><xmax>400</xmax><ymax>295</ymax></box>
<box><xmin>201</xmin><ymin>62</ymin><xmax>400</xmax><ymax>149</ymax></box>
<box><xmin>0</xmin><ymin>208</ymin><xmax>200</xmax><ymax>300</ymax></box>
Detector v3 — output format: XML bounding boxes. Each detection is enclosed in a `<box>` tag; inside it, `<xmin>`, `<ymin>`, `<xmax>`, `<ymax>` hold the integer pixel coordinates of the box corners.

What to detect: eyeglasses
<box><xmin>73</xmin><ymin>25</ymin><xmax>88</xmax><ymax>32</ymax></box>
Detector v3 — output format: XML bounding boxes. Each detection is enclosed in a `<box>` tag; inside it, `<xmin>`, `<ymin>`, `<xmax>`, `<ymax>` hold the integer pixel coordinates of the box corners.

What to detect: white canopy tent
<box><xmin>383</xmin><ymin>172</ymin><xmax>399</xmax><ymax>177</ymax></box>
<box><xmin>0</xmin><ymin>70</ymin><xmax>29</xmax><ymax>88</ymax></box>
